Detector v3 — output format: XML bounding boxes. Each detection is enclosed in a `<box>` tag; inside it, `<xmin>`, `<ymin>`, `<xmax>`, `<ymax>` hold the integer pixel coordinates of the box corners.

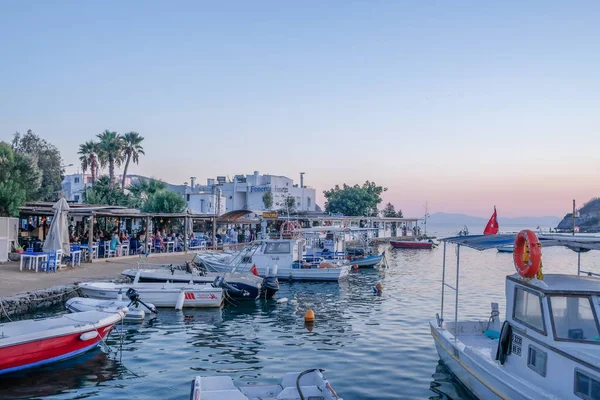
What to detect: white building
<box><xmin>184</xmin><ymin>177</ymin><xmax>227</xmax><ymax>216</ymax></box>
<box><xmin>61</xmin><ymin>173</ymin><xmax>93</xmax><ymax>203</ymax></box>
<box><xmin>185</xmin><ymin>171</ymin><xmax>316</xmax><ymax>214</ymax></box>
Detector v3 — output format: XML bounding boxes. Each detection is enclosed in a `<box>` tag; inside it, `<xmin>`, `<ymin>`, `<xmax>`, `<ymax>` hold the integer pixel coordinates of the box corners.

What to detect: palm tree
<box><xmin>121</xmin><ymin>132</ymin><xmax>145</xmax><ymax>190</ymax></box>
<box><xmin>96</xmin><ymin>130</ymin><xmax>123</xmax><ymax>186</ymax></box>
<box><xmin>77</xmin><ymin>141</ymin><xmax>100</xmax><ymax>184</ymax></box>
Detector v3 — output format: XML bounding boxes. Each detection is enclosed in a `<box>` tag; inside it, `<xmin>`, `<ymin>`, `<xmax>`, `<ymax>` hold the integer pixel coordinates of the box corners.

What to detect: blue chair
<box><xmin>40</xmin><ymin>250</ymin><xmax>62</xmax><ymax>273</ymax></box>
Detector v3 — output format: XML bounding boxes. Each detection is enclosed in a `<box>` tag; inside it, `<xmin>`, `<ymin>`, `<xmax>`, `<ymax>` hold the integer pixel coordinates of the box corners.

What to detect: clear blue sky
<box><xmin>1</xmin><ymin>1</ymin><xmax>599</xmax><ymax>217</ymax></box>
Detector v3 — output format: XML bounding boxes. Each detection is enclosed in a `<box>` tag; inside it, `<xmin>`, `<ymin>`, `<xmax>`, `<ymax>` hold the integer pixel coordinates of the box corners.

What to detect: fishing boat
<box><xmin>347</xmin><ymin>250</ymin><xmax>385</xmax><ymax>267</ymax></box>
<box><xmin>496</xmin><ymin>244</ymin><xmax>514</xmax><ymax>253</ymax></box>
<box><xmin>0</xmin><ymin>310</ymin><xmax>125</xmax><ymax>375</ymax></box>
<box><xmin>195</xmin><ymin>239</ymin><xmax>350</xmax><ymax>282</ymax></box>
<box><xmin>78</xmin><ymin>281</ymin><xmax>223</xmax><ymax>308</ymax></box>
<box><xmin>66</xmin><ymin>292</ymin><xmax>156</xmax><ymax>321</ymax></box>
<box><xmin>431</xmin><ymin>231</ymin><xmax>600</xmax><ymax>399</ymax></box>
<box><xmin>390</xmin><ymin>239</ymin><xmax>435</xmax><ymax>249</ymax></box>
<box><xmin>189</xmin><ymin>368</ymin><xmax>343</xmax><ymax>399</ymax></box>
<box><xmin>121</xmin><ymin>261</ymin><xmax>279</xmax><ymax>299</ymax></box>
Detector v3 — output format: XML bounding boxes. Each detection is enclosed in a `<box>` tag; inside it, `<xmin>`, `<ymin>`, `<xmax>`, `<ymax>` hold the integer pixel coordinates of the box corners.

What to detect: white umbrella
<box><xmin>43</xmin><ymin>198</ymin><xmax>71</xmax><ymax>256</ymax></box>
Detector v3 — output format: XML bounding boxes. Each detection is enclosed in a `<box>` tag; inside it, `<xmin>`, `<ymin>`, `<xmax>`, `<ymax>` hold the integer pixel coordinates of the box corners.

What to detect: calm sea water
<box><xmin>2</xmin><ymin>233</ymin><xmax>599</xmax><ymax>400</ymax></box>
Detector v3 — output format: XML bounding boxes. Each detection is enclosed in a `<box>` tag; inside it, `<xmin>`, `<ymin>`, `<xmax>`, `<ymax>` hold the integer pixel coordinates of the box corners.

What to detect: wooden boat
<box><xmin>189</xmin><ymin>368</ymin><xmax>343</xmax><ymax>399</ymax></box>
<box><xmin>78</xmin><ymin>281</ymin><xmax>223</xmax><ymax>308</ymax></box>
<box><xmin>121</xmin><ymin>262</ymin><xmax>279</xmax><ymax>300</ymax></box>
<box><xmin>66</xmin><ymin>297</ymin><xmax>156</xmax><ymax>321</ymax></box>
<box><xmin>0</xmin><ymin>310</ymin><xmax>125</xmax><ymax>375</ymax></box>
<box><xmin>349</xmin><ymin>251</ymin><xmax>385</xmax><ymax>267</ymax></box>
<box><xmin>390</xmin><ymin>240</ymin><xmax>435</xmax><ymax>249</ymax></box>
<box><xmin>195</xmin><ymin>239</ymin><xmax>350</xmax><ymax>282</ymax></box>
<box><xmin>431</xmin><ymin>232</ymin><xmax>600</xmax><ymax>399</ymax></box>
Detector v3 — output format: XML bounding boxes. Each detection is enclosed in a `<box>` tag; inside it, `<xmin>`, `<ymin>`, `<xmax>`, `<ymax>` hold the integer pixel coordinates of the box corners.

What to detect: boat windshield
<box><xmin>549</xmin><ymin>296</ymin><xmax>600</xmax><ymax>342</ymax></box>
<box><xmin>263</xmin><ymin>242</ymin><xmax>291</xmax><ymax>254</ymax></box>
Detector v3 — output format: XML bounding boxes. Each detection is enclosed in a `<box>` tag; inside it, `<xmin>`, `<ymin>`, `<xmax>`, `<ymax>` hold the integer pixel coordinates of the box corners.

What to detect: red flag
<box><xmin>483</xmin><ymin>207</ymin><xmax>499</xmax><ymax>235</ymax></box>
<box><xmin>250</xmin><ymin>264</ymin><xmax>258</xmax><ymax>276</ymax></box>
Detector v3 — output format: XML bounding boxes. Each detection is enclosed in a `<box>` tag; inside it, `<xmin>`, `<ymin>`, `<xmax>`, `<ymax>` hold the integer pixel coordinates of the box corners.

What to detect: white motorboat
<box><xmin>121</xmin><ymin>261</ymin><xmax>280</xmax><ymax>299</ymax></box>
<box><xmin>189</xmin><ymin>368</ymin><xmax>343</xmax><ymax>399</ymax></box>
<box><xmin>0</xmin><ymin>310</ymin><xmax>125</xmax><ymax>375</ymax></box>
<box><xmin>431</xmin><ymin>231</ymin><xmax>600</xmax><ymax>399</ymax></box>
<box><xmin>66</xmin><ymin>295</ymin><xmax>156</xmax><ymax>321</ymax></box>
<box><xmin>195</xmin><ymin>239</ymin><xmax>350</xmax><ymax>282</ymax></box>
<box><xmin>78</xmin><ymin>281</ymin><xmax>223</xmax><ymax>308</ymax></box>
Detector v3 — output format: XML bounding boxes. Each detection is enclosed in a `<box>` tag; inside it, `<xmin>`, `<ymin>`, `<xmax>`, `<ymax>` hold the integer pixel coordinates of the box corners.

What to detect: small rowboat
<box><xmin>0</xmin><ymin>310</ymin><xmax>125</xmax><ymax>375</ymax></box>
<box><xmin>78</xmin><ymin>281</ymin><xmax>223</xmax><ymax>308</ymax></box>
<box><xmin>189</xmin><ymin>368</ymin><xmax>343</xmax><ymax>399</ymax></box>
<box><xmin>390</xmin><ymin>240</ymin><xmax>435</xmax><ymax>249</ymax></box>
<box><xmin>496</xmin><ymin>245</ymin><xmax>514</xmax><ymax>253</ymax></box>
<box><xmin>349</xmin><ymin>251</ymin><xmax>385</xmax><ymax>267</ymax></box>
<box><xmin>66</xmin><ymin>297</ymin><xmax>156</xmax><ymax>321</ymax></box>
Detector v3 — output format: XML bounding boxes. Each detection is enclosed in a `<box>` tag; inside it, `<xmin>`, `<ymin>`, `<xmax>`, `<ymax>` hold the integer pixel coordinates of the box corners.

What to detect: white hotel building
<box><xmin>185</xmin><ymin>171</ymin><xmax>316</xmax><ymax>215</ymax></box>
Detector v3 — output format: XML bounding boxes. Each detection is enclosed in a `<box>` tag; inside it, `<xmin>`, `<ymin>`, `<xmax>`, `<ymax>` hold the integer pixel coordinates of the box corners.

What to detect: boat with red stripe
<box><xmin>390</xmin><ymin>240</ymin><xmax>436</xmax><ymax>249</ymax></box>
<box><xmin>0</xmin><ymin>310</ymin><xmax>125</xmax><ymax>375</ymax></box>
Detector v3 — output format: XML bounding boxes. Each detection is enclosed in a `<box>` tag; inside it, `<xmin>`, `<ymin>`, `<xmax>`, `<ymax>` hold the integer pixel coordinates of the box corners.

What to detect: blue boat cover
<box><xmin>442</xmin><ymin>233</ymin><xmax>600</xmax><ymax>252</ymax></box>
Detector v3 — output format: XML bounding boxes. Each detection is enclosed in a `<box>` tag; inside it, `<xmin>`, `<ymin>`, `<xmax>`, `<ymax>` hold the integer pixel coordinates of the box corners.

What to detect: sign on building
<box><xmin>262</xmin><ymin>211</ymin><xmax>278</xmax><ymax>219</ymax></box>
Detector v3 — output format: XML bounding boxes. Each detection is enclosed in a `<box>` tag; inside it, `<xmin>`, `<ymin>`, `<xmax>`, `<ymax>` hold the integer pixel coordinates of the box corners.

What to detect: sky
<box><xmin>1</xmin><ymin>1</ymin><xmax>599</xmax><ymax>218</ymax></box>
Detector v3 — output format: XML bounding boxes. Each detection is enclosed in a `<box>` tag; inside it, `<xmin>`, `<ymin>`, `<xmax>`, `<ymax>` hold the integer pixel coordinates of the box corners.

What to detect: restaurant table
<box><xmin>165</xmin><ymin>241</ymin><xmax>175</xmax><ymax>253</ymax></box>
<box><xmin>19</xmin><ymin>252</ymin><xmax>50</xmax><ymax>272</ymax></box>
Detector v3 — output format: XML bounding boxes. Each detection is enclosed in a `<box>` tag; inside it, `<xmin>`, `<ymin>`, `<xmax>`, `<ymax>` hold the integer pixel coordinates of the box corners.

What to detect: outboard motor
<box><xmin>212</xmin><ymin>276</ymin><xmax>225</xmax><ymax>288</ymax></box>
<box><xmin>126</xmin><ymin>288</ymin><xmax>157</xmax><ymax>314</ymax></box>
<box><xmin>262</xmin><ymin>276</ymin><xmax>280</xmax><ymax>299</ymax></box>
<box><xmin>212</xmin><ymin>276</ymin><xmax>248</xmax><ymax>297</ymax></box>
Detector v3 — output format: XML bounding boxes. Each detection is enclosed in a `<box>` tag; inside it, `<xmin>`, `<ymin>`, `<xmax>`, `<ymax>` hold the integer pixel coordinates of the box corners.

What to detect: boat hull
<box><xmin>349</xmin><ymin>253</ymin><xmax>384</xmax><ymax>267</ymax></box>
<box><xmin>79</xmin><ymin>283</ymin><xmax>223</xmax><ymax>308</ymax></box>
<box><xmin>66</xmin><ymin>297</ymin><xmax>152</xmax><ymax>321</ymax></box>
<box><xmin>390</xmin><ymin>241</ymin><xmax>433</xmax><ymax>249</ymax></box>
<box><xmin>121</xmin><ymin>269</ymin><xmax>269</xmax><ymax>299</ymax></box>
<box><xmin>0</xmin><ymin>312</ymin><xmax>122</xmax><ymax>375</ymax></box>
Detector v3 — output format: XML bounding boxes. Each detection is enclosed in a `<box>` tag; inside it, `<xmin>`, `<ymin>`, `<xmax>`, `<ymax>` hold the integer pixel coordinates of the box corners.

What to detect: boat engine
<box><xmin>212</xmin><ymin>276</ymin><xmax>249</xmax><ymax>297</ymax></box>
<box><xmin>126</xmin><ymin>288</ymin><xmax>158</xmax><ymax>314</ymax></box>
<box><xmin>262</xmin><ymin>276</ymin><xmax>280</xmax><ymax>299</ymax></box>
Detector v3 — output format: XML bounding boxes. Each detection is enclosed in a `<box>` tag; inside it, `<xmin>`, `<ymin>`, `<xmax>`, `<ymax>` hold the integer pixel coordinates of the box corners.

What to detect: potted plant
<box><xmin>14</xmin><ymin>244</ymin><xmax>24</xmax><ymax>254</ymax></box>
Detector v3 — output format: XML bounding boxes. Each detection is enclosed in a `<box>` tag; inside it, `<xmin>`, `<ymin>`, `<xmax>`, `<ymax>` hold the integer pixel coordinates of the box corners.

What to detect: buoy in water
<box><xmin>175</xmin><ymin>290</ymin><xmax>185</xmax><ymax>310</ymax></box>
<box><xmin>276</xmin><ymin>297</ymin><xmax>288</xmax><ymax>304</ymax></box>
<box><xmin>304</xmin><ymin>309</ymin><xmax>315</xmax><ymax>322</ymax></box>
<box><xmin>352</xmin><ymin>264</ymin><xmax>359</xmax><ymax>270</ymax></box>
<box><xmin>376</xmin><ymin>282</ymin><xmax>383</xmax><ymax>291</ymax></box>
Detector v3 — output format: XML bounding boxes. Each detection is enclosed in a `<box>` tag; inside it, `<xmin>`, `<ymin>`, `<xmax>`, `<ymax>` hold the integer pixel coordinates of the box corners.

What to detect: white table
<box><xmin>20</xmin><ymin>253</ymin><xmax>49</xmax><ymax>273</ymax></box>
<box><xmin>165</xmin><ymin>241</ymin><xmax>175</xmax><ymax>253</ymax></box>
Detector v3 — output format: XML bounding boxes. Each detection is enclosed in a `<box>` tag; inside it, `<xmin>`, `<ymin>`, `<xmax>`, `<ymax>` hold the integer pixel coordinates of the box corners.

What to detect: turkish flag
<box><xmin>250</xmin><ymin>264</ymin><xmax>259</xmax><ymax>276</ymax></box>
<box><xmin>483</xmin><ymin>207</ymin><xmax>499</xmax><ymax>235</ymax></box>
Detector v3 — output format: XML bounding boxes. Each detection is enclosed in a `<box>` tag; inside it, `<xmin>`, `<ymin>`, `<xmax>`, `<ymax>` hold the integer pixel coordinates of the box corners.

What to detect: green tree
<box><xmin>324</xmin><ymin>181</ymin><xmax>387</xmax><ymax>216</ymax></box>
<box><xmin>78</xmin><ymin>141</ymin><xmax>100</xmax><ymax>184</ymax></box>
<box><xmin>97</xmin><ymin>130</ymin><xmax>123</xmax><ymax>186</ymax></box>
<box><xmin>262</xmin><ymin>191</ymin><xmax>273</xmax><ymax>209</ymax></box>
<box><xmin>381</xmin><ymin>202</ymin><xmax>397</xmax><ymax>217</ymax></box>
<box><xmin>83</xmin><ymin>176</ymin><xmax>129</xmax><ymax>206</ymax></box>
<box><xmin>0</xmin><ymin>142</ymin><xmax>41</xmax><ymax>216</ymax></box>
<box><xmin>142</xmin><ymin>190</ymin><xmax>187</xmax><ymax>213</ymax></box>
<box><xmin>121</xmin><ymin>132</ymin><xmax>145</xmax><ymax>190</ymax></box>
<box><xmin>12</xmin><ymin>130</ymin><xmax>64</xmax><ymax>201</ymax></box>
<box><xmin>127</xmin><ymin>178</ymin><xmax>167</xmax><ymax>208</ymax></box>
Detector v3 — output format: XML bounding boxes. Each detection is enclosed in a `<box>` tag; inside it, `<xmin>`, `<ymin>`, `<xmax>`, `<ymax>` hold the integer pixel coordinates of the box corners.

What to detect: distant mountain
<box><xmin>428</xmin><ymin>212</ymin><xmax>561</xmax><ymax>229</ymax></box>
<box><xmin>557</xmin><ymin>198</ymin><xmax>600</xmax><ymax>233</ymax></box>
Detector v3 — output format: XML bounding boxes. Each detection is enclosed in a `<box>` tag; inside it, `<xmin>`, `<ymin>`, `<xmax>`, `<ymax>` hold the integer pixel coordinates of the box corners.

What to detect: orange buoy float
<box><xmin>352</xmin><ymin>264</ymin><xmax>359</xmax><ymax>270</ymax></box>
<box><xmin>375</xmin><ymin>282</ymin><xmax>383</xmax><ymax>292</ymax></box>
<box><xmin>304</xmin><ymin>309</ymin><xmax>315</xmax><ymax>322</ymax></box>
<box><xmin>513</xmin><ymin>229</ymin><xmax>542</xmax><ymax>278</ymax></box>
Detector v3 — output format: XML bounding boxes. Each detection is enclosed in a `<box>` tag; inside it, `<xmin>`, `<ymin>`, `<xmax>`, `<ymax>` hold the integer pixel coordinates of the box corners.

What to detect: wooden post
<box><xmin>88</xmin><ymin>212</ymin><xmax>94</xmax><ymax>262</ymax></box>
<box><xmin>145</xmin><ymin>215</ymin><xmax>150</xmax><ymax>254</ymax></box>
<box><xmin>212</xmin><ymin>216</ymin><xmax>217</xmax><ymax>249</ymax></box>
<box><xmin>184</xmin><ymin>216</ymin><xmax>189</xmax><ymax>253</ymax></box>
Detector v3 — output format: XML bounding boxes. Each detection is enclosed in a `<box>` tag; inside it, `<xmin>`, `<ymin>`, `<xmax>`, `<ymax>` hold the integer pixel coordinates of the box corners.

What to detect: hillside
<box><xmin>557</xmin><ymin>198</ymin><xmax>600</xmax><ymax>233</ymax></box>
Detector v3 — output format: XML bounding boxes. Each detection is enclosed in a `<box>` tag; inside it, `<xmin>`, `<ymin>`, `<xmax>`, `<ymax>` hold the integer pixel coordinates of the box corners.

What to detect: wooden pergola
<box><xmin>19</xmin><ymin>202</ymin><xmax>217</xmax><ymax>261</ymax></box>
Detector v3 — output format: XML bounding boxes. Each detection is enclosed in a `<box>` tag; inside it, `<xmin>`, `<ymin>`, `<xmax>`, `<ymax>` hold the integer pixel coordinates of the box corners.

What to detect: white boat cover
<box><xmin>43</xmin><ymin>198</ymin><xmax>70</xmax><ymax>256</ymax></box>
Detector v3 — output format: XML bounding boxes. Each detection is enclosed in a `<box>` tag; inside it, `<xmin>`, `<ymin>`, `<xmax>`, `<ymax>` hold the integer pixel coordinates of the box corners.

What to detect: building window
<box><xmin>513</xmin><ymin>287</ymin><xmax>546</xmax><ymax>334</ymax></box>
<box><xmin>186</xmin><ymin>194</ymin><xmax>190</xmax><ymax>201</ymax></box>
<box><xmin>550</xmin><ymin>296</ymin><xmax>600</xmax><ymax>342</ymax></box>
<box><xmin>307</xmin><ymin>197</ymin><xmax>311</xmax><ymax>207</ymax></box>
<box><xmin>574</xmin><ymin>370</ymin><xmax>600</xmax><ymax>400</ymax></box>
<box><xmin>74</xmin><ymin>177</ymin><xmax>80</xmax><ymax>183</ymax></box>
<box><xmin>74</xmin><ymin>195</ymin><xmax>80</xmax><ymax>202</ymax></box>
<box><xmin>527</xmin><ymin>345</ymin><xmax>547</xmax><ymax>376</ymax></box>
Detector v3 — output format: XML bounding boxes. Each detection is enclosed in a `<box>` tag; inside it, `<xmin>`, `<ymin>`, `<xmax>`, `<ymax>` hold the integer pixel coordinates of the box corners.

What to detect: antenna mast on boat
<box><xmin>424</xmin><ymin>201</ymin><xmax>430</xmax><ymax>236</ymax></box>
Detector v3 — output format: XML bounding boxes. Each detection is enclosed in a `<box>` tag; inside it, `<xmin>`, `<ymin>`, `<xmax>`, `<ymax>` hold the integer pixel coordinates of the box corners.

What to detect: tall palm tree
<box><xmin>96</xmin><ymin>130</ymin><xmax>123</xmax><ymax>186</ymax></box>
<box><xmin>77</xmin><ymin>141</ymin><xmax>100</xmax><ymax>184</ymax></box>
<box><xmin>121</xmin><ymin>132</ymin><xmax>145</xmax><ymax>190</ymax></box>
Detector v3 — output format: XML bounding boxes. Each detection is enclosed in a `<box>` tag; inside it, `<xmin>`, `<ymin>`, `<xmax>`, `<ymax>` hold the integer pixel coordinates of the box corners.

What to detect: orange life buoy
<box><xmin>513</xmin><ymin>229</ymin><xmax>542</xmax><ymax>278</ymax></box>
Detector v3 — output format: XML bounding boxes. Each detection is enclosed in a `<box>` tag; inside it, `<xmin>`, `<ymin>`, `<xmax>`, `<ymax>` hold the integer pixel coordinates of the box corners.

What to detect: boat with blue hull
<box><xmin>431</xmin><ymin>232</ymin><xmax>600</xmax><ymax>400</ymax></box>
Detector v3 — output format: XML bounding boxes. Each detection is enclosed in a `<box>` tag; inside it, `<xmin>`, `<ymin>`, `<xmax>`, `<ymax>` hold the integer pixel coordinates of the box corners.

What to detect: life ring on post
<box><xmin>495</xmin><ymin>320</ymin><xmax>512</xmax><ymax>365</ymax></box>
<box><xmin>513</xmin><ymin>229</ymin><xmax>542</xmax><ymax>278</ymax></box>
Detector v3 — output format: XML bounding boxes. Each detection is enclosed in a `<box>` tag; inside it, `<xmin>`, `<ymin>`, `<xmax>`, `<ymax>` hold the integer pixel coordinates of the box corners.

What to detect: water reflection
<box><xmin>0</xmin><ymin>349</ymin><xmax>118</xmax><ymax>399</ymax></box>
<box><xmin>429</xmin><ymin>360</ymin><xmax>475</xmax><ymax>400</ymax></box>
